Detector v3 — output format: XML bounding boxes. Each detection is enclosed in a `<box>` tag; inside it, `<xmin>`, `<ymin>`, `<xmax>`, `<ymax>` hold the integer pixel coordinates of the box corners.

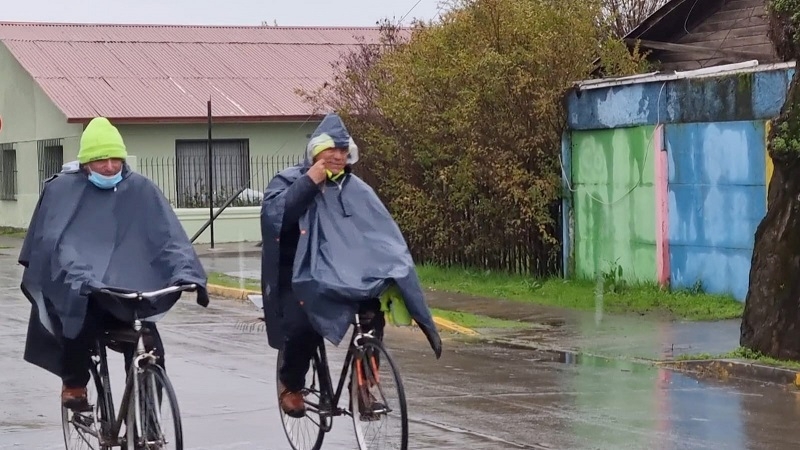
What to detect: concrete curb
<box><xmin>207</xmin><ymin>283</ymin><xmax>254</xmax><ymax>301</ymax></box>
<box><xmin>207</xmin><ymin>283</ymin><xmax>481</xmax><ymax>336</ymax></box>
<box><xmin>658</xmin><ymin>358</ymin><xmax>800</xmax><ymax>388</ymax></box>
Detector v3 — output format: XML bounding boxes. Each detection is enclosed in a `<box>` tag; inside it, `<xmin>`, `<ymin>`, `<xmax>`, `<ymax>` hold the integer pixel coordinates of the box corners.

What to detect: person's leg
<box><xmin>61</xmin><ymin>303</ymin><xmax>102</xmax><ymax>410</ymax></box>
<box><xmin>61</xmin><ymin>332</ymin><xmax>93</xmax><ymax>410</ymax></box>
<box><xmin>277</xmin><ymin>291</ymin><xmax>320</xmax><ymax>417</ymax></box>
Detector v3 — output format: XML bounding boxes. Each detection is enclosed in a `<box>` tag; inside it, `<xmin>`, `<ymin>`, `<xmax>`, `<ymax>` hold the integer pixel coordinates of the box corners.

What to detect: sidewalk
<box><xmin>198</xmin><ymin>252</ymin><xmax>741</xmax><ymax>362</ymax></box>
<box><xmin>425</xmin><ymin>289</ymin><xmax>741</xmax><ymax>361</ymax></box>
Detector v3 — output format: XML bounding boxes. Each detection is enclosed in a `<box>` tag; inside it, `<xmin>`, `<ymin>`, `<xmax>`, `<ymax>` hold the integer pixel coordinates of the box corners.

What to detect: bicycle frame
<box><xmin>88</xmin><ymin>313</ymin><xmax>158</xmax><ymax>446</ymax></box>
<box><xmin>312</xmin><ymin>313</ymin><xmax>375</xmax><ymax>424</ymax></box>
<box><xmin>82</xmin><ymin>283</ymin><xmax>196</xmax><ymax>446</ymax></box>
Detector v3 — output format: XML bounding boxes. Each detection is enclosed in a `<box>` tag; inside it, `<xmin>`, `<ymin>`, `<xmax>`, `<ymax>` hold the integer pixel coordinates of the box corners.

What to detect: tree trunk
<box><xmin>741</xmin><ymin>1</ymin><xmax>800</xmax><ymax>358</ymax></box>
<box><xmin>741</xmin><ymin>67</ymin><xmax>800</xmax><ymax>359</ymax></box>
<box><xmin>741</xmin><ymin>162</ymin><xmax>800</xmax><ymax>359</ymax></box>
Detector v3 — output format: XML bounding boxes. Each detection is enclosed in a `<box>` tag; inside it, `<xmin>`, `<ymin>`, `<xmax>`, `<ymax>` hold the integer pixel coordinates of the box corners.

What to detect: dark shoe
<box><xmin>357</xmin><ymin>386</ymin><xmax>386</xmax><ymax>421</ymax></box>
<box><xmin>62</xmin><ymin>385</ymin><xmax>90</xmax><ymax>411</ymax></box>
<box><xmin>279</xmin><ymin>382</ymin><xmax>306</xmax><ymax>419</ymax></box>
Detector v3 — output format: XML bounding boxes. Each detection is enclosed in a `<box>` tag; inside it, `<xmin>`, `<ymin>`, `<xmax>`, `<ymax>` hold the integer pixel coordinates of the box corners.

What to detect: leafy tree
<box><xmin>300</xmin><ymin>0</ymin><xmax>649</xmax><ymax>275</ymax></box>
<box><xmin>741</xmin><ymin>0</ymin><xmax>800</xmax><ymax>359</ymax></box>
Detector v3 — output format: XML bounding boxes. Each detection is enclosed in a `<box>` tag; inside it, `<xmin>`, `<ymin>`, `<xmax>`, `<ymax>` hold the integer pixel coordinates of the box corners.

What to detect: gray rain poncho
<box><xmin>260</xmin><ymin>113</ymin><xmax>442</xmax><ymax>357</ymax></box>
<box><xmin>18</xmin><ymin>163</ymin><xmax>209</xmax><ymax>376</ymax></box>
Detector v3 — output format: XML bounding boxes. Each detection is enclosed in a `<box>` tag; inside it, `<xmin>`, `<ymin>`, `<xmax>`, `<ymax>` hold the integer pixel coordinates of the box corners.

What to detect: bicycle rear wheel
<box><xmin>350</xmin><ymin>338</ymin><xmax>408</xmax><ymax>450</ymax></box>
<box><xmin>126</xmin><ymin>364</ymin><xmax>182</xmax><ymax>450</ymax></box>
<box><xmin>276</xmin><ymin>346</ymin><xmax>327</xmax><ymax>450</ymax></box>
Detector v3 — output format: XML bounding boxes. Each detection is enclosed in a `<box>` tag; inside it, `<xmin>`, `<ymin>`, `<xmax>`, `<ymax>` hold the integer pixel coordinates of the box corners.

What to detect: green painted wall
<box><xmin>571</xmin><ymin>126</ymin><xmax>656</xmax><ymax>282</ymax></box>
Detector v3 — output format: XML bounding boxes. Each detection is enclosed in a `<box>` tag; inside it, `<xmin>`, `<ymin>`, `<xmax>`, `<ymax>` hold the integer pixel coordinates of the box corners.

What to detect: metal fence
<box><xmin>138</xmin><ymin>154</ymin><xmax>303</xmax><ymax>208</ymax></box>
<box><xmin>38</xmin><ymin>138</ymin><xmax>64</xmax><ymax>192</ymax></box>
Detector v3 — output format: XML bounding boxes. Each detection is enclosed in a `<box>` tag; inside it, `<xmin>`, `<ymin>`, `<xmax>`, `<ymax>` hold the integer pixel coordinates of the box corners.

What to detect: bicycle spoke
<box><xmin>351</xmin><ymin>340</ymin><xmax>408</xmax><ymax>450</ymax></box>
<box><xmin>277</xmin><ymin>347</ymin><xmax>327</xmax><ymax>450</ymax></box>
<box><xmin>63</xmin><ymin>366</ymin><xmax>107</xmax><ymax>450</ymax></box>
<box><xmin>129</xmin><ymin>365</ymin><xmax>182</xmax><ymax>450</ymax></box>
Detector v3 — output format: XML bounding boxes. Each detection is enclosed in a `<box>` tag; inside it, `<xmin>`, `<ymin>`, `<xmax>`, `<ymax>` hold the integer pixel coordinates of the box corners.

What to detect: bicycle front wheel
<box><xmin>62</xmin><ymin>368</ymin><xmax>109</xmax><ymax>450</ymax></box>
<box><xmin>276</xmin><ymin>347</ymin><xmax>327</xmax><ymax>450</ymax></box>
<box><xmin>350</xmin><ymin>338</ymin><xmax>408</xmax><ymax>450</ymax></box>
<box><xmin>126</xmin><ymin>364</ymin><xmax>183</xmax><ymax>450</ymax></box>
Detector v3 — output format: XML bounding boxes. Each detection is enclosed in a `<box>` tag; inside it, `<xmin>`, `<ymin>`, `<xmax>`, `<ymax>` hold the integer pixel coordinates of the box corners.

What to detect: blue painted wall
<box><xmin>666</xmin><ymin>121</ymin><xmax>767</xmax><ymax>300</ymax></box>
<box><xmin>563</xmin><ymin>65</ymin><xmax>790</xmax><ymax>301</ymax></box>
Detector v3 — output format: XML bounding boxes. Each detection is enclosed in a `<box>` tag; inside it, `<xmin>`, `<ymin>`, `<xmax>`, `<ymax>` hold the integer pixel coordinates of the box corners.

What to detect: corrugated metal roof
<box><xmin>0</xmin><ymin>22</ymin><xmax>385</xmax><ymax>121</ymax></box>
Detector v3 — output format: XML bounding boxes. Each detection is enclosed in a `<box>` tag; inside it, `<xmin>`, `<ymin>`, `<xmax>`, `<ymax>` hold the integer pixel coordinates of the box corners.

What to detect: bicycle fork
<box><xmin>126</xmin><ymin>317</ymin><xmax>160</xmax><ymax>446</ymax></box>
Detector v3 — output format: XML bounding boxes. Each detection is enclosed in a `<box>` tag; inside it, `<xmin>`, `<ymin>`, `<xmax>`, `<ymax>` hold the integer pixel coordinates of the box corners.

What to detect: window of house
<box><xmin>38</xmin><ymin>139</ymin><xmax>64</xmax><ymax>192</ymax></box>
<box><xmin>0</xmin><ymin>143</ymin><xmax>17</xmax><ymax>201</ymax></box>
<box><xmin>175</xmin><ymin>139</ymin><xmax>251</xmax><ymax>208</ymax></box>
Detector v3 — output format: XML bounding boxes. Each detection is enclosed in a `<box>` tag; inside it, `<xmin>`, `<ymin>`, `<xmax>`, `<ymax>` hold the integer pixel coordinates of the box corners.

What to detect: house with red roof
<box><xmin>0</xmin><ymin>21</ymin><xmax>380</xmax><ymax>242</ymax></box>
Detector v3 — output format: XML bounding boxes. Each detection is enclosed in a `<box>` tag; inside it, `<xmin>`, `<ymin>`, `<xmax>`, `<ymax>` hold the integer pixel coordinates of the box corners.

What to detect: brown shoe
<box><xmin>61</xmin><ymin>385</ymin><xmax>90</xmax><ymax>411</ymax></box>
<box><xmin>279</xmin><ymin>382</ymin><xmax>306</xmax><ymax>419</ymax></box>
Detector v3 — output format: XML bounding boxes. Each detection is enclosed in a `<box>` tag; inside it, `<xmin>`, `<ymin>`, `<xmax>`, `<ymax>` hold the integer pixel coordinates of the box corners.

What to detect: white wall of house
<box><xmin>118</xmin><ymin>122</ymin><xmax>318</xmax><ymax>160</ymax></box>
<box><xmin>0</xmin><ymin>43</ymin><xmax>82</xmax><ymax>229</ymax></box>
<box><xmin>119</xmin><ymin>121</ymin><xmax>318</xmax><ymax>243</ymax></box>
<box><xmin>176</xmin><ymin>207</ymin><xmax>262</xmax><ymax>243</ymax></box>
<box><xmin>119</xmin><ymin>121</ymin><xmax>316</xmax><ymax>206</ymax></box>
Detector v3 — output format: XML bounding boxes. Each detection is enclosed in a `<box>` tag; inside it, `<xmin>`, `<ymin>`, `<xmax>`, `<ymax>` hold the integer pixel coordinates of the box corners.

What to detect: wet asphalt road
<box><xmin>3</xmin><ymin>250</ymin><xmax>800</xmax><ymax>448</ymax></box>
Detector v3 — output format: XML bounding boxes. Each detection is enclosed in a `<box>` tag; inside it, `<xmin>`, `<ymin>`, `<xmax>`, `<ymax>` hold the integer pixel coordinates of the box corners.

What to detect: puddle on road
<box><xmin>482</xmin><ymin>335</ymin><xmax>660</xmax><ymax>375</ymax></box>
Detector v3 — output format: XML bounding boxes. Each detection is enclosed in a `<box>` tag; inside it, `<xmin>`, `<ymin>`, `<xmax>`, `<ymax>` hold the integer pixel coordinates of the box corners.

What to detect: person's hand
<box><xmin>307</xmin><ymin>158</ymin><xmax>327</xmax><ymax>184</ymax></box>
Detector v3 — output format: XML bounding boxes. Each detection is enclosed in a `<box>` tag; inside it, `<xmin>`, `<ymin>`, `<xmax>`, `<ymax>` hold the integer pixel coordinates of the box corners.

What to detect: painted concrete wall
<box><xmin>176</xmin><ymin>207</ymin><xmax>260</xmax><ymax>244</ymax></box>
<box><xmin>0</xmin><ymin>43</ymin><xmax>82</xmax><ymax>228</ymax></box>
<box><xmin>566</xmin><ymin>68</ymin><xmax>794</xmax><ymax>131</ymax></box>
<box><xmin>666</xmin><ymin>121</ymin><xmax>767</xmax><ymax>300</ymax></box>
<box><xmin>121</xmin><ymin>121</ymin><xmax>316</xmax><ymax>202</ymax></box>
<box><xmin>121</xmin><ymin>122</ymin><xmax>316</xmax><ymax>243</ymax></box>
<box><xmin>118</xmin><ymin>122</ymin><xmax>317</xmax><ymax>160</ymax></box>
<box><xmin>565</xmin><ymin>64</ymin><xmax>788</xmax><ymax>301</ymax></box>
<box><xmin>571</xmin><ymin>126</ymin><xmax>657</xmax><ymax>282</ymax></box>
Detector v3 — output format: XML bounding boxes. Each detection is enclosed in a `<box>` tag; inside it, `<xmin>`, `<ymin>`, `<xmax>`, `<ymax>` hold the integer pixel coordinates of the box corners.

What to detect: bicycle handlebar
<box><xmin>95</xmin><ymin>284</ymin><xmax>198</xmax><ymax>301</ymax></box>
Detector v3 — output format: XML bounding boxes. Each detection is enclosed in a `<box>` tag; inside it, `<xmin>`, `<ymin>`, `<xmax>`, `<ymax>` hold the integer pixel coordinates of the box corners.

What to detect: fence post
<box><xmin>207</xmin><ymin>99</ymin><xmax>214</xmax><ymax>248</ymax></box>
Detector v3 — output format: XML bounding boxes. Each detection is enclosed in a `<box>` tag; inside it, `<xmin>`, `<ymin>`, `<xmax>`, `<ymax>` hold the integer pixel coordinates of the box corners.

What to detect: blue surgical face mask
<box><xmin>88</xmin><ymin>170</ymin><xmax>123</xmax><ymax>190</ymax></box>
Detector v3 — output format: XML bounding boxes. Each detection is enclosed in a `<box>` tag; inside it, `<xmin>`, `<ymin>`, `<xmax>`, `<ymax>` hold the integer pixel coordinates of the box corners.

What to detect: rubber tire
<box><xmin>351</xmin><ymin>338</ymin><xmax>408</xmax><ymax>450</ymax></box>
<box><xmin>126</xmin><ymin>365</ymin><xmax>183</xmax><ymax>450</ymax></box>
<box><xmin>276</xmin><ymin>347</ymin><xmax>326</xmax><ymax>450</ymax></box>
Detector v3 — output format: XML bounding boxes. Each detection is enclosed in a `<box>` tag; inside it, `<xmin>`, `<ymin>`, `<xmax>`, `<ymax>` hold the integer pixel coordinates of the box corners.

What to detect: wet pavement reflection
<box><xmin>2</xmin><ymin>247</ymin><xmax>800</xmax><ymax>448</ymax></box>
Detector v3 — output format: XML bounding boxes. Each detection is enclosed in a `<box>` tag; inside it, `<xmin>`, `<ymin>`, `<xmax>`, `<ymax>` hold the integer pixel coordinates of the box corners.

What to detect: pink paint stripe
<box><xmin>654</xmin><ymin>125</ymin><xmax>670</xmax><ymax>287</ymax></box>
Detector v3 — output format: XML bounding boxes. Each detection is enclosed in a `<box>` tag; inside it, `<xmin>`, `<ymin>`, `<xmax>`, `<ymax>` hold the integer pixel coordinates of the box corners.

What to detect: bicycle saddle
<box><xmin>101</xmin><ymin>327</ymin><xmax>154</xmax><ymax>353</ymax></box>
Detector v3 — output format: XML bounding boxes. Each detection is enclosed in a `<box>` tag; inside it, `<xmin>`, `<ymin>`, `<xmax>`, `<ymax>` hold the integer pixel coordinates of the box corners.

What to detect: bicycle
<box><xmin>277</xmin><ymin>310</ymin><xmax>409</xmax><ymax>450</ymax></box>
<box><xmin>61</xmin><ymin>283</ymin><xmax>198</xmax><ymax>450</ymax></box>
